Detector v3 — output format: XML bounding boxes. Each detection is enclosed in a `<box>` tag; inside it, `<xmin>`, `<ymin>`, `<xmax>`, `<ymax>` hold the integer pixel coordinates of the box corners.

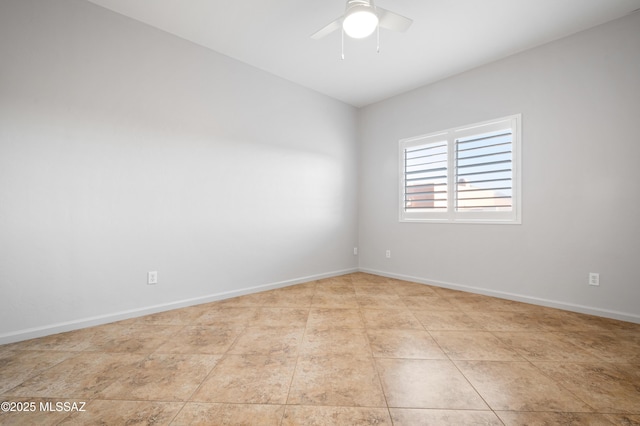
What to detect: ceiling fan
<box><xmin>311</xmin><ymin>0</ymin><xmax>413</xmax><ymax>41</ymax></box>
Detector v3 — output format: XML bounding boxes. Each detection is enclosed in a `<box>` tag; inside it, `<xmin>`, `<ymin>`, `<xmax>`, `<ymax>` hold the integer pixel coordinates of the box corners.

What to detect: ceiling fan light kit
<box><xmin>342</xmin><ymin>3</ymin><xmax>379</xmax><ymax>39</ymax></box>
<box><xmin>311</xmin><ymin>0</ymin><xmax>413</xmax><ymax>58</ymax></box>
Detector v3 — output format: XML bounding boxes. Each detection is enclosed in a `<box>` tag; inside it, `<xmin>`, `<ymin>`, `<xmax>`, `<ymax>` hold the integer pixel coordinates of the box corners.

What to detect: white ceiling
<box><xmin>85</xmin><ymin>0</ymin><xmax>640</xmax><ymax>107</ymax></box>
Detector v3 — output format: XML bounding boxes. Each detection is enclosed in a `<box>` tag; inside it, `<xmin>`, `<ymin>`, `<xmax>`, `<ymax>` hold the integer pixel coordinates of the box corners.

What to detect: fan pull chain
<box><xmin>376</xmin><ymin>24</ymin><xmax>380</xmax><ymax>53</ymax></box>
<box><xmin>341</xmin><ymin>29</ymin><xmax>345</xmax><ymax>60</ymax></box>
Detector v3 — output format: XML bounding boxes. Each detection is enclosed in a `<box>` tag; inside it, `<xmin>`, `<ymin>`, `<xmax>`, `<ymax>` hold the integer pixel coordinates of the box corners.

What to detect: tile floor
<box><xmin>1</xmin><ymin>272</ymin><xmax>640</xmax><ymax>425</ymax></box>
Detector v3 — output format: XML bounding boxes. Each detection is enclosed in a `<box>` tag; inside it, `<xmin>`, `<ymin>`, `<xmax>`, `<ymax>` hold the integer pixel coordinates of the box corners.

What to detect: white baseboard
<box><xmin>0</xmin><ymin>268</ymin><xmax>358</xmax><ymax>345</ymax></box>
<box><xmin>359</xmin><ymin>267</ymin><xmax>640</xmax><ymax>324</ymax></box>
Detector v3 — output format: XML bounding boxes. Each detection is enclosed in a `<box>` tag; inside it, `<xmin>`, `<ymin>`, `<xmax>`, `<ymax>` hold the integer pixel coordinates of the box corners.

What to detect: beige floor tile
<box><xmin>97</xmin><ymin>353</ymin><xmax>220</xmax><ymax>401</ymax></box>
<box><xmin>561</xmin><ymin>331</ymin><xmax>640</xmax><ymax>363</ymax></box>
<box><xmin>253</xmin><ymin>307</ymin><xmax>309</xmax><ymax>328</ymax></box>
<box><xmin>311</xmin><ymin>294</ymin><xmax>359</xmax><ymax>308</ymax></box>
<box><xmin>536</xmin><ymin>309</ymin><xmax>615</xmax><ymax>332</ymax></box>
<box><xmin>58</xmin><ymin>399</ymin><xmax>183</xmax><ymax>425</ymax></box>
<box><xmin>544</xmin><ymin>310</ymin><xmax>640</xmax><ymax>333</ymax></box>
<box><xmin>154</xmin><ymin>326</ymin><xmax>243</xmax><ymax>354</ymax></box>
<box><xmin>357</xmin><ymin>294</ymin><xmax>407</xmax><ymax>309</ymax></box>
<box><xmin>0</xmin><ymin>342</ymin><xmax>24</xmax><ymax>356</ymax></box>
<box><xmin>387</xmin><ymin>280</ymin><xmax>439</xmax><ymax>297</ymax></box>
<box><xmin>413</xmin><ymin>310</ymin><xmax>485</xmax><ymax>331</ymax></box>
<box><xmin>288</xmin><ymin>354</ymin><xmax>386</xmax><ymax>407</ymax></box>
<box><xmin>300</xmin><ymin>328</ymin><xmax>372</xmax><ymax>356</ymax></box>
<box><xmin>390</xmin><ymin>408</ymin><xmax>503</xmax><ymax>425</ymax></box>
<box><xmin>82</xmin><ymin>323</ymin><xmax>183</xmax><ymax>353</ymax></box>
<box><xmin>375</xmin><ymin>358</ymin><xmax>487</xmax><ymax>409</ymax></box>
<box><xmin>282</xmin><ymin>405</ymin><xmax>392</xmax><ymax>425</ymax></box>
<box><xmin>172</xmin><ymin>403</ymin><xmax>285</xmax><ymax>425</ymax></box>
<box><xmin>351</xmin><ymin>273</ymin><xmax>388</xmax><ymax>285</ymax></box>
<box><xmin>0</xmin><ymin>350</ymin><xmax>76</xmax><ymax>394</ymax></box>
<box><xmin>260</xmin><ymin>289</ymin><xmax>314</xmax><ymax>307</ymax></box>
<box><xmin>448</xmin><ymin>294</ymin><xmax>527</xmax><ymax>312</ymax></box>
<box><xmin>316</xmin><ymin>276</ymin><xmax>353</xmax><ymax>286</ymax></box>
<box><xmin>12</xmin><ymin>328</ymin><xmax>98</xmax><ymax>352</ymax></box>
<box><xmin>430</xmin><ymin>331</ymin><xmax>524</xmax><ymax>361</ymax></box>
<box><xmin>533</xmin><ymin>362</ymin><xmax>640</xmax><ymax>413</ymax></box>
<box><xmin>354</xmin><ymin>284</ymin><xmax>398</xmax><ymax>296</ymax></box>
<box><xmin>228</xmin><ymin>326</ymin><xmax>303</xmax><ymax>356</ymax></box>
<box><xmin>604</xmin><ymin>413</ymin><xmax>640</xmax><ymax>425</ymax></box>
<box><xmin>496</xmin><ymin>411</ymin><xmax>618</xmax><ymax>425</ymax></box>
<box><xmin>194</xmin><ymin>306</ymin><xmax>258</xmax><ymax>328</ymax></box>
<box><xmin>306</xmin><ymin>308</ymin><xmax>365</xmax><ymax>329</ymax></box>
<box><xmin>367</xmin><ymin>329</ymin><xmax>446</xmax><ymax>359</ymax></box>
<box><xmin>314</xmin><ymin>283</ymin><xmax>356</xmax><ymax>296</ymax></box>
<box><xmin>400</xmin><ymin>295</ymin><xmax>457</xmax><ymax>311</ymax></box>
<box><xmin>361</xmin><ymin>309</ymin><xmax>423</xmax><ymax>330</ymax></box>
<box><xmin>493</xmin><ymin>331</ymin><xmax>603</xmax><ymax>362</ymax></box>
<box><xmin>6</xmin><ymin>352</ymin><xmax>144</xmax><ymax>398</ymax></box>
<box><xmin>191</xmin><ymin>354</ymin><xmax>297</xmax><ymax>404</ymax></box>
<box><xmin>455</xmin><ymin>360</ymin><xmax>593</xmax><ymax>412</ymax></box>
<box><xmin>466</xmin><ymin>311</ymin><xmax>548</xmax><ymax>331</ymax></box>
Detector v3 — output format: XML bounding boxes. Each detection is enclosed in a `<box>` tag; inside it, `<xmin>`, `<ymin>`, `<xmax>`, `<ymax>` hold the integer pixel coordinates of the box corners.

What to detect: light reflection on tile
<box><xmin>376</xmin><ymin>358</ymin><xmax>487</xmax><ymax>409</ymax></box>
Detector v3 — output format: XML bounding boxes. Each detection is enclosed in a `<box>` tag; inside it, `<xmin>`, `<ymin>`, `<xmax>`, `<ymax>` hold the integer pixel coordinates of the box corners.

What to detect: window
<box><xmin>399</xmin><ymin>114</ymin><xmax>521</xmax><ymax>223</ymax></box>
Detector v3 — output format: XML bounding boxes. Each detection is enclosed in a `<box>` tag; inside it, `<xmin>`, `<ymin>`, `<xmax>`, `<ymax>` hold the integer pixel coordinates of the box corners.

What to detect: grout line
<box><xmin>356</xmin><ymin>277</ymin><xmax>394</xmax><ymax>423</ymax></box>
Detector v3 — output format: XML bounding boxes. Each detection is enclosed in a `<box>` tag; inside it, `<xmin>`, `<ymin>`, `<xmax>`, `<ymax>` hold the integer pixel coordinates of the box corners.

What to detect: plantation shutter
<box><xmin>403</xmin><ymin>140</ymin><xmax>448</xmax><ymax>212</ymax></box>
<box><xmin>455</xmin><ymin>129</ymin><xmax>513</xmax><ymax>212</ymax></box>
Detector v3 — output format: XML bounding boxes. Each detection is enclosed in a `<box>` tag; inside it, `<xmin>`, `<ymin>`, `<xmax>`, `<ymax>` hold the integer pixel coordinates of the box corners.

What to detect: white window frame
<box><xmin>399</xmin><ymin>114</ymin><xmax>521</xmax><ymax>224</ymax></box>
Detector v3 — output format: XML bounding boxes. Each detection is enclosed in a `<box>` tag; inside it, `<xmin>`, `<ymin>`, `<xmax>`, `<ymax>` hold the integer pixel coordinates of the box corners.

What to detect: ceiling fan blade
<box><xmin>377</xmin><ymin>7</ymin><xmax>413</xmax><ymax>32</ymax></box>
<box><xmin>310</xmin><ymin>18</ymin><xmax>342</xmax><ymax>40</ymax></box>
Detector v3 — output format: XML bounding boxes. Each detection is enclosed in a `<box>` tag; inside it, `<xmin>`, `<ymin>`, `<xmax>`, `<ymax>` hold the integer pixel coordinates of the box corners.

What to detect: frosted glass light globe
<box><xmin>343</xmin><ymin>8</ymin><xmax>378</xmax><ymax>38</ymax></box>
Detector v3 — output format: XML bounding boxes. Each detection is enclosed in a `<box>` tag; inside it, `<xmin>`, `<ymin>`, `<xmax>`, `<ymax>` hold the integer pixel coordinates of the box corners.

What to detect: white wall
<box><xmin>0</xmin><ymin>0</ymin><xmax>359</xmax><ymax>342</ymax></box>
<box><xmin>358</xmin><ymin>12</ymin><xmax>640</xmax><ymax>322</ymax></box>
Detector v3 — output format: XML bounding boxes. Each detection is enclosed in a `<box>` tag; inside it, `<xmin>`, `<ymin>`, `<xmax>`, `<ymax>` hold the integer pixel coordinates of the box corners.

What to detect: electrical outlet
<box><xmin>147</xmin><ymin>271</ymin><xmax>158</xmax><ymax>285</ymax></box>
<box><xmin>385</xmin><ymin>250</ymin><xmax>391</xmax><ymax>258</ymax></box>
<box><xmin>353</xmin><ymin>247</ymin><xmax>358</xmax><ymax>255</ymax></box>
<box><xmin>588</xmin><ymin>272</ymin><xmax>599</xmax><ymax>286</ymax></box>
